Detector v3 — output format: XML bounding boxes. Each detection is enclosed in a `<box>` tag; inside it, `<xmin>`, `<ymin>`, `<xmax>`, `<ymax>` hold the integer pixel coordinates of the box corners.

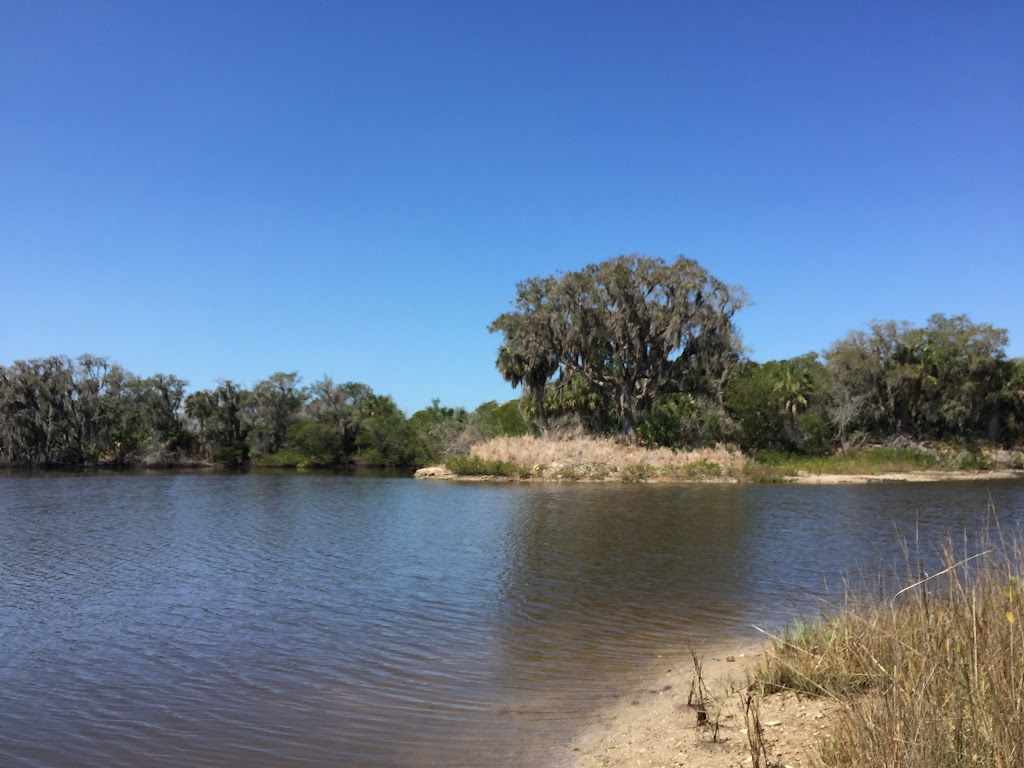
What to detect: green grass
<box><xmin>744</xmin><ymin>446</ymin><xmax>943</xmax><ymax>481</ymax></box>
<box><xmin>444</xmin><ymin>455</ymin><xmax>531</xmax><ymax>477</ymax></box>
<box><xmin>678</xmin><ymin>459</ymin><xmax>723</xmax><ymax>480</ymax></box>
<box><xmin>621</xmin><ymin>462</ymin><xmax>656</xmax><ymax>482</ymax></box>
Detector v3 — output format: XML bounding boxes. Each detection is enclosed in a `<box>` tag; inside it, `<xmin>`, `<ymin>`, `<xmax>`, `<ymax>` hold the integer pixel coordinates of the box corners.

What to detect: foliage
<box><xmin>444</xmin><ymin>455</ymin><xmax>529</xmax><ymax>477</ymax></box>
<box><xmin>185</xmin><ymin>379</ymin><xmax>249</xmax><ymax>464</ymax></box>
<box><xmin>744</xmin><ymin>446</ymin><xmax>940</xmax><ymax>481</ymax></box>
<box><xmin>494</xmin><ymin>339</ymin><xmax>558</xmax><ymax>433</ymax></box>
<box><xmin>0</xmin><ymin>355</ymin><xmax>191</xmax><ymax>467</ymax></box>
<box><xmin>472</xmin><ymin>400</ymin><xmax>531</xmax><ymax>439</ymax></box>
<box><xmin>621</xmin><ymin>462</ymin><xmax>656</xmax><ymax>482</ymax></box>
<box><xmin>825</xmin><ymin>314</ymin><xmax>1013</xmax><ymax>444</ymax></box>
<box><xmin>355</xmin><ymin>394</ymin><xmax>425</xmax><ymax>467</ymax></box>
<box><xmin>255</xmin><ymin>448</ymin><xmax>308</xmax><ymax>468</ymax></box>
<box><xmin>408</xmin><ymin>399</ymin><xmax>475</xmax><ymax>463</ymax></box>
<box><xmin>637</xmin><ymin>392</ymin><xmax>738</xmax><ymax>448</ymax></box>
<box><xmin>287</xmin><ymin>419</ymin><xmax>346</xmax><ymax>466</ymax></box>
<box><xmin>724</xmin><ymin>357</ymin><xmax>824</xmax><ymax>452</ymax></box>
<box><xmin>490</xmin><ymin>254</ymin><xmax>747</xmax><ymax>437</ymax></box>
<box><xmin>245</xmin><ymin>372</ymin><xmax>306</xmax><ymax>457</ymax></box>
<box><xmin>1</xmin><ymin>307</ymin><xmax>1020</xmax><ymax>470</ymax></box>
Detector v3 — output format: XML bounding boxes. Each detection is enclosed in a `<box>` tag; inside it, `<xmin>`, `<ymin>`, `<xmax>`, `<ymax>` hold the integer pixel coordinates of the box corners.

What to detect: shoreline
<box><xmin>559</xmin><ymin>639</ymin><xmax>838</xmax><ymax>768</ymax></box>
<box><xmin>416</xmin><ymin>465</ymin><xmax>1024</xmax><ymax>484</ymax></box>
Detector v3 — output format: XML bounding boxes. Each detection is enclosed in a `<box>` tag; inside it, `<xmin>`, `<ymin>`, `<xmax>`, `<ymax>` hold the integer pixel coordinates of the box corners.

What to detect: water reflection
<box><xmin>0</xmin><ymin>475</ymin><xmax>1021</xmax><ymax>767</ymax></box>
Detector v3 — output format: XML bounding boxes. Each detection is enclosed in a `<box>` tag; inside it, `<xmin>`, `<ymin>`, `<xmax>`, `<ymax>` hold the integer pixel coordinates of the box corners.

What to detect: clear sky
<box><xmin>2</xmin><ymin>1</ymin><xmax>1021</xmax><ymax>415</ymax></box>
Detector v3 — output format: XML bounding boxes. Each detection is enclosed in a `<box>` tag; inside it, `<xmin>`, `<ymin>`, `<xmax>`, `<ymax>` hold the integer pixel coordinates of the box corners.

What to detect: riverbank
<box><xmin>563</xmin><ymin>527</ymin><xmax>1024</xmax><ymax>768</ymax></box>
<box><xmin>559</xmin><ymin>640</ymin><xmax>840</xmax><ymax>768</ymax></box>
<box><xmin>413</xmin><ymin>436</ymin><xmax>1024</xmax><ymax>483</ymax></box>
<box><xmin>415</xmin><ymin>435</ymin><xmax>1024</xmax><ymax>484</ymax></box>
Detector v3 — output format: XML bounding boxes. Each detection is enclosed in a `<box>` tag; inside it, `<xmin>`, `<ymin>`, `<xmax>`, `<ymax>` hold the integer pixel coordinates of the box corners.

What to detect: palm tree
<box><xmin>496</xmin><ymin>344</ymin><xmax>558</xmax><ymax>434</ymax></box>
<box><xmin>774</xmin><ymin>362</ymin><xmax>814</xmax><ymax>435</ymax></box>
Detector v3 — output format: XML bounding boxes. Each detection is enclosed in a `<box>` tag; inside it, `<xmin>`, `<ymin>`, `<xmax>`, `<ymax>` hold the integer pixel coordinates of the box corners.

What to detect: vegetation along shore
<box><xmin>567</xmin><ymin>522</ymin><xmax>1024</xmax><ymax>768</ymax></box>
<box><xmin>2</xmin><ymin>254</ymin><xmax>1022</xmax><ymax>471</ymax></box>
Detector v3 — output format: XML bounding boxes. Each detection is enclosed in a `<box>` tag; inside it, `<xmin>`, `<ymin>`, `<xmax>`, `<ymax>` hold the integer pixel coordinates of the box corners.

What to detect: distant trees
<box><xmin>824</xmin><ymin>314</ymin><xmax>1013</xmax><ymax>444</ymax></box>
<box><xmin>0</xmin><ymin>358</ymin><xmax>464</xmax><ymax>469</ymax></box>
<box><xmin>2</xmin><ymin>287</ymin><xmax>1021</xmax><ymax>469</ymax></box>
<box><xmin>0</xmin><ymin>355</ymin><xmax>193</xmax><ymax>466</ymax></box>
<box><xmin>488</xmin><ymin>258</ymin><xmax>1023</xmax><ymax>452</ymax></box>
<box><xmin>717</xmin><ymin>315</ymin><xmax>1021</xmax><ymax>454</ymax></box>
<box><xmin>723</xmin><ymin>355</ymin><xmax>827</xmax><ymax>453</ymax></box>
<box><xmin>246</xmin><ymin>372</ymin><xmax>306</xmax><ymax>456</ymax></box>
<box><xmin>490</xmin><ymin>255</ymin><xmax>747</xmax><ymax>437</ymax></box>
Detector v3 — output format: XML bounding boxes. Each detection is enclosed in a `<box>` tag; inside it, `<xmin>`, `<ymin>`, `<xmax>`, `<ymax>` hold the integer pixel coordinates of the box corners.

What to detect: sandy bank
<box><xmin>556</xmin><ymin>641</ymin><xmax>839</xmax><ymax>768</ymax></box>
<box><xmin>786</xmin><ymin>468</ymin><xmax>1024</xmax><ymax>484</ymax></box>
<box><xmin>415</xmin><ymin>465</ymin><xmax>1024</xmax><ymax>484</ymax></box>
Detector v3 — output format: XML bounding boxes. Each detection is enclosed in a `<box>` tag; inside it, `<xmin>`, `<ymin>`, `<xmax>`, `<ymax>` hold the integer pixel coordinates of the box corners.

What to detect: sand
<box><xmin>554</xmin><ymin>641</ymin><xmax>839</xmax><ymax>768</ymax></box>
<box><xmin>416</xmin><ymin>465</ymin><xmax>1024</xmax><ymax>484</ymax></box>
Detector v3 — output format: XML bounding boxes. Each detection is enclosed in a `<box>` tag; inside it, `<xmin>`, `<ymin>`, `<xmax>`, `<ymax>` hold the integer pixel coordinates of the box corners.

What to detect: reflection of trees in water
<box><xmin>492</xmin><ymin>485</ymin><xmax>758</xmax><ymax>684</ymax></box>
<box><xmin>490</xmin><ymin>482</ymin><xmax>1024</xmax><ymax>704</ymax></box>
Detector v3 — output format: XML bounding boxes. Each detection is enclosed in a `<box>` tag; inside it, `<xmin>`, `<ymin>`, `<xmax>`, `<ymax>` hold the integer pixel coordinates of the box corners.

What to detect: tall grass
<box><xmin>467</xmin><ymin>435</ymin><xmax>745</xmax><ymax>479</ymax></box>
<box><xmin>757</xmin><ymin>520</ymin><xmax>1024</xmax><ymax>767</ymax></box>
<box><xmin>443</xmin><ymin>455</ymin><xmax>530</xmax><ymax>477</ymax></box>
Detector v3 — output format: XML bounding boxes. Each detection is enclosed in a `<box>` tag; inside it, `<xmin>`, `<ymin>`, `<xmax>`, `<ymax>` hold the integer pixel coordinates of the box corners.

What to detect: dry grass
<box><xmin>756</xmin><ymin>520</ymin><xmax>1024</xmax><ymax>767</ymax></box>
<box><xmin>466</xmin><ymin>435</ymin><xmax>746</xmax><ymax>481</ymax></box>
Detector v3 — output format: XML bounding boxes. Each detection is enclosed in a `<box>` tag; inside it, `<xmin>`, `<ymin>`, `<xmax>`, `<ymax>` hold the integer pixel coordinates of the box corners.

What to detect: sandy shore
<box><xmin>416</xmin><ymin>465</ymin><xmax>1024</xmax><ymax>484</ymax></box>
<box><xmin>787</xmin><ymin>468</ymin><xmax>1024</xmax><ymax>484</ymax></box>
<box><xmin>555</xmin><ymin>641</ymin><xmax>839</xmax><ymax>768</ymax></box>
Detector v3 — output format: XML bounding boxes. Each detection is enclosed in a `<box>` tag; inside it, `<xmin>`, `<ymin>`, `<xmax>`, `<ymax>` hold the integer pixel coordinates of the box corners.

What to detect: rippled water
<box><xmin>1</xmin><ymin>474</ymin><xmax>1022</xmax><ymax>767</ymax></box>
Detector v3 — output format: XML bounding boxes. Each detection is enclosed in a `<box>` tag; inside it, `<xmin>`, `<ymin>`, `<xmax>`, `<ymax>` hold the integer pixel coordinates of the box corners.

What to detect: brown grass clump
<box><xmin>757</xmin><ymin>521</ymin><xmax>1024</xmax><ymax>767</ymax></box>
<box><xmin>466</xmin><ymin>435</ymin><xmax>745</xmax><ymax>481</ymax></box>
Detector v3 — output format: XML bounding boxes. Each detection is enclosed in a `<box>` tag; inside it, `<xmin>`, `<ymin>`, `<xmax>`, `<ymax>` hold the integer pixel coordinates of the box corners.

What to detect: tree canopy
<box><xmin>490</xmin><ymin>255</ymin><xmax>747</xmax><ymax>436</ymax></box>
<box><xmin>824</xmin><ymin>314</ymin><xmax>1013</xmax><ymax>443</ymax></box>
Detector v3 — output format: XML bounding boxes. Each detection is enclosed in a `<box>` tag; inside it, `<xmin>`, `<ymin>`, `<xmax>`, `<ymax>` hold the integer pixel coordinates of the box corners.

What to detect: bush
<box><xmin>256</xmin><ymin>448</ymin><xmax>307</xmax><ymax>468</ymax></box>
<box><xmin>473</xmin><ymin>400</ymin><xmax>531</xmax><ymax>438</ymax></box>
<box><xmin>444</xmin><ymin>456</ymin><xmax>530</xmax><ymax>477</ymax></box>
<box><xmin>211</xmin><ymin>444</ymin><xmax>246</xmax><ymax>467</ymax></box>
<box><xmin>638</xmin><ymin>394</ymin><xmax>738</xmax><ymax>449</ymax></box>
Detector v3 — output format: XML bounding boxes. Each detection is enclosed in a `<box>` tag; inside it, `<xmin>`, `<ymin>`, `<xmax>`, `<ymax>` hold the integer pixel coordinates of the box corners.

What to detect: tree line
<box><xmin>490</xmin><ymin>255</ymin><xmax>1024</xmax><ymax>453</ymax></box>
<box><xmin>0</xmin><ymin>357</ymin><xmax>528</xmax><ymax>468</ymax></box>
<box><xmin>3</xmin><ymin>254</ymin><xmax>1022</xmax><ymax>468</ymax></box>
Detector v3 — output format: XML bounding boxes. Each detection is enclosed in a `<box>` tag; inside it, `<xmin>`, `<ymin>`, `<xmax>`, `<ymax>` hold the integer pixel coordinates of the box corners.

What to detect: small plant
<box><xmin>622</xmin><ymin>462</ymin><xmax>655</xmax><ymax>482</ymax></box>
<box><xmin>741</xmin><ymin>689</ymin><xmax>774</xmax><ymax>768</ymax></box>
<box><xmin>257</xmin><ymin>448</ymin><xmax>310</xmax><ymax>468</ymax></box>
<box><xmin>444</xmin><ymin>455</ymin><xmax>530</xmax><ymax>477</ymax></box>
<box><xmin>553</xmin><ymin>464</ymin><xmax>582</xmax><ymax>480</ymax></box>
<box><xmin>679</xmin><ymin>460</ymin><xmax>722</xmax><ymax>480</ymax></box>
<box><xmin>687</xmin><ymin>649</ymin><xmax>720</xmax><ymax>741</ymax></box>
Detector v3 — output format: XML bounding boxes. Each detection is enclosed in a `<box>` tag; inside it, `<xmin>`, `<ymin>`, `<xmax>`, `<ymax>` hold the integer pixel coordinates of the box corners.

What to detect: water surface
<box><xmin>2</xmin><ymin>474</ymin><xmax>1022</xmax><ymax>766</ymax></box>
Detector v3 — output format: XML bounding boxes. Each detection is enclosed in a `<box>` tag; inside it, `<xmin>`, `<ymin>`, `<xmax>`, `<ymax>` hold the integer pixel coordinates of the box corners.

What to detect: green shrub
<box><xmin>679</xmin><ymin>460</ymin><xmax>722</xmax><ymax>479</ymax></box>
<box><xmin>212</xmin><ymin>444</ymin><xmax>246</xmax><ymax>467</ymax></box>
<box><xmin>622</xmin><ymin>463</ymin><xmax>656</xmax><ymax>482</ymax></box>
<box><xmin>444</xmin><ymin>456</ymin><xmax>529</xmax><ymax>477</ymax></box>
<box><xmin>256</xmin><ymin>448</ymin><xmax>326</xmax><ymax>468</ymax></box>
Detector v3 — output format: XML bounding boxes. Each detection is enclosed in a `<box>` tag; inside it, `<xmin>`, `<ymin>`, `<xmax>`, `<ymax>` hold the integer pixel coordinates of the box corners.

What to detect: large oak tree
<box><xmin>490</xmin><ymin>255</ymin><xmax>747</xmax><ymax>437</ymax></box>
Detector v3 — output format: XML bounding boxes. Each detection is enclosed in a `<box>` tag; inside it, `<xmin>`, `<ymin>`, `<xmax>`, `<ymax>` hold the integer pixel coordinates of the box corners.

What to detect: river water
<box><xmin>2</xmin><ymin>473</ymin><xmax>1022</xmax><ymax>767</ymax></box>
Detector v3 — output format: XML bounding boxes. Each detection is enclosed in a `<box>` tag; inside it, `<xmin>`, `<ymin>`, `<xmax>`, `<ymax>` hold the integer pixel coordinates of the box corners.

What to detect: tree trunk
<box><xmin>532</xmin><ymin>384</ymin><xmax>549</xmax><ymax>434</ymax></box>
<box><xmin>619</xmin><ymin>382</ymin><xmax>637</xmax><ymax>440</ymax></box>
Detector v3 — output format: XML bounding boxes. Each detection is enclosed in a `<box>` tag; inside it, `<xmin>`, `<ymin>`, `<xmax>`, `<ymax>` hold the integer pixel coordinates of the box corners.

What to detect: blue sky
<box><xmin>2</xmin><ymin>1</ymin><xmax>1021</xmax><ymax>414</ymax></box>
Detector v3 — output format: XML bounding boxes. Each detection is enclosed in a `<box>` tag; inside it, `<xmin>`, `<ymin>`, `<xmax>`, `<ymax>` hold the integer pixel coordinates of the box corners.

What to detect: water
<box><xmin>1</xmin><ymin>473</ymin><xmax>1022</xmax><ymax>767</ymax></box>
